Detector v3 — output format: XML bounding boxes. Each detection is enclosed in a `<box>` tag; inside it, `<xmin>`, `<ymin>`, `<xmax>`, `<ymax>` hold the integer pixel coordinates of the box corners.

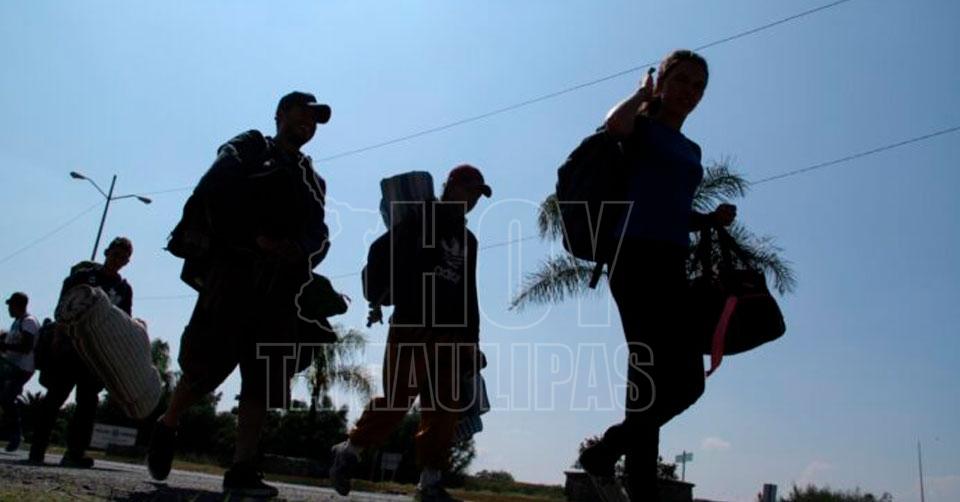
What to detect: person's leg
<box><xmin>221</xmin><ymin>367</ymin><xmax>277</xmax><ymax>498</ymax></box>
<box><xmin>331</xmin><ymin>327</ymin><xmax>423</xmax><ymax>496</ymax></box>
<box><xmin>63</xmin><ymin>370</ymin><xmax>103</xmax><ymax>462</ymax></box>
<box><xmin>1</xmin><ymin>370</ymin><xmax>31</xmax><ymax>452</ymax></box>
<box><xmin>349</xmin><ymin>327</ymin><xmax>425</xmax><ymax>447</ymax></box>
<box><xmin>609</xmin><ymin>244</ymin><xmax>700</xmax><ymax>501</ymax></box>
<box><xmin>148</xmin><ymin>294</ymin><xmax>239</xmax><ymax>481</ymax></box>
<box><xmin>415</xmin><ymin>335</ymin><xmax>468</xmax><ymax>471</ymax></box>
<box><xmin>28</xmin><ymin>378</ymin><xmax>75</xmax><ymax>462</ymax></box>
<box><xmin>623</xmin><ymin>428</ymin><xmax>660</xmax><ymax>502</ymax></box>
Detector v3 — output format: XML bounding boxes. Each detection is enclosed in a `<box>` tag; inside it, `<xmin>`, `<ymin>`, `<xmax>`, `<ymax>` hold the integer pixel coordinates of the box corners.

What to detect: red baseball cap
<box><xmin>446</xmin><ymin>164</ymin><xmax>492</xmax><ymax>197</ymax></box>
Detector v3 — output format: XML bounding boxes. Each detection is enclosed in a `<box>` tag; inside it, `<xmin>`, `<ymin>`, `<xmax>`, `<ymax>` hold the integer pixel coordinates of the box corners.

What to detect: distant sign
<box><xmin>675</xmin><ymin>452</ymin><xmax>693</xmax><ymax>463</ymax></box>
<box><xmin>90</xmin><ymin>423</ymin><xmax>138</xmax><ymax>449</ymax></box>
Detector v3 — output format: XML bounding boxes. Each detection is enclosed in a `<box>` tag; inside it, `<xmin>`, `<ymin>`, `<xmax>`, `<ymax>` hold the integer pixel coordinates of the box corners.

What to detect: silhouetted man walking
<box><xmin>148</xmin><ymin>91</ymin><xmax>332</xmax><ymax>498</ymax></box>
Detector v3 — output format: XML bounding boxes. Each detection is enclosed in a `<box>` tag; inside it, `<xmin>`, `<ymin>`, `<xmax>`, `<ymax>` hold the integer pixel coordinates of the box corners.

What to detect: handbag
<box><xmin>689</xmin><ymin>227</ymin><xmax>786</xmax><ymax>376</ymax></box>
<box><xmin>298</xmin><ymin>272</ymin><xmax>349</xmax><ymax>320</ymax></box>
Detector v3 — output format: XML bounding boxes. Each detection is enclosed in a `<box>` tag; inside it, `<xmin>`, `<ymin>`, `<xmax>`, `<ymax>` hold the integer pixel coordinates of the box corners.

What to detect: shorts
<box><xmin>177</xmin><ymin>257</ymin><xmax>302</xmax><ymax>408</ymax></box>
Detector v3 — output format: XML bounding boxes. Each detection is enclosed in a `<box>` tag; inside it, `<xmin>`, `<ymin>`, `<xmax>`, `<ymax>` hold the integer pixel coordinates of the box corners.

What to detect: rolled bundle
<box><xmin>56</xmin><ymin>285</ymin><xmax>161</xmax><ymax>419</ymax></box>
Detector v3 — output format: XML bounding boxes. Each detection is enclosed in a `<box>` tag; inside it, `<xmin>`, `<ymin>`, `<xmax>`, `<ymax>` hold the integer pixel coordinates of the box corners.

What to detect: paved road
<box><xmin>0</xmin><ymin>449</ymin><xmax>410</xmax><ymax>501</ymax></box>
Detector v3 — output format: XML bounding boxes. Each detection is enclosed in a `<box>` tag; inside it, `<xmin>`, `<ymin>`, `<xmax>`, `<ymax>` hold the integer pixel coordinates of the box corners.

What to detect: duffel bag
<box><xmin>689</xmin><ymin>227</ymin><xmax>786</xmax><ymax>376</ymax></box>
<box><xmin>55</xmin><ymin>285</ymin><xmax>162</xmax><ymax>419</ymax></box>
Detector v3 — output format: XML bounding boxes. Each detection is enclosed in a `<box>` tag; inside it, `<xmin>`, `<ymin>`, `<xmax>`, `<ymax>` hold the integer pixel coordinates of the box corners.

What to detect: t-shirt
<box><xmin>364</xmin><ymin>201</ymin><xmax>480</xmax><ymax>340</ymax></box>
<box><xmin>3</xmin><ymin>314</ymin><xmax>40</xmax><ymax>373</ymax></box>
<box><xmin>62</xmin><ymin>262</ymin><xmax>133</xmax><ymax>315</ymax></box>
<box><xmin>617</xmin><ymin>116</ymin><xmax>704</xmax><ymax>247</ymax></box>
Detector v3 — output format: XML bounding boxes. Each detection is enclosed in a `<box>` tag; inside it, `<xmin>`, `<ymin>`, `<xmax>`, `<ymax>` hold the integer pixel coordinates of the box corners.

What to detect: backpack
<box><xmin>166</xmin><ymin>130</ymin><xmax>270</xmax><ymax>290</ymax></box>
<box><xmin>363</xmin><ymin>171</ymin><xmax>437</xmax><ymax>309</ymax></box>
<box><xmin>555</xmin><ymin>129</ymin><xmax>632</xmax><ymax>288</ymax></box>
<box><xmin>33</xmin><ymin>319</ymin><xmax>57</xmax><ymax>373</ymax></box>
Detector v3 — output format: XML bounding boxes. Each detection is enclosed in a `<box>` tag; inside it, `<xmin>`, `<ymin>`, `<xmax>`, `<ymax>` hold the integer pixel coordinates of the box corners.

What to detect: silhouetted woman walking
<box><xmin>578</xmin><ymin>50</ymin><xmax>736</xmax><ymax>501</ymax></box>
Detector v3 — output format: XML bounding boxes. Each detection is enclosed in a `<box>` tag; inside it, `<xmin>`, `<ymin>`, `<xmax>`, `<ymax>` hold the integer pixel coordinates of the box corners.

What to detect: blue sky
<box><xmin>1</xmin><ymin>1</ymin><xmax>959</xmax><ymax>500</ymax></box>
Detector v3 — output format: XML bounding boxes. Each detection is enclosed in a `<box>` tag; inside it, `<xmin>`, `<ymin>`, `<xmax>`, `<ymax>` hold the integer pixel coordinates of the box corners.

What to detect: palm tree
<box><xmin>150</xmin><ymin>339</ymin><xmax>176</xmax><ymax>392</ymax></box>
<box><xmin>304</xmin><ymin>324</ymin><xmax>374</xmax><ymax>412</ymax></box>
<box><xmin>511</xmin><ymin>160</ymin><xmax>796</xmax><ymax>310</ymax></box>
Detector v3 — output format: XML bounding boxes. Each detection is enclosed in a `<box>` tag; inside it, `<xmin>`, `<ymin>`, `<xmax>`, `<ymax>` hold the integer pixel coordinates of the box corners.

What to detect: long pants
<box><xmin>30</xmin><ymin>351</ymin><xmax>103</xmax><ymax>460</ymax></box>
<box><xmin>601</xmin><ymin>241</ymin><xmax>705</xmax><ymax>501</ymax></box>
<box><xmin>0</xmin><ymin>366</ymin><xmax>32</xmax><ymax>441</ymax></box>
<box><xmin>349</xmin><ymin>327</ymin><xmax>476</xmax><ymax>470</ymax></box>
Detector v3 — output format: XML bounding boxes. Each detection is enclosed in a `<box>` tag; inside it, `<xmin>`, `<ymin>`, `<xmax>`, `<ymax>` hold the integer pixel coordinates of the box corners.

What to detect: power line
<box><xmin>138</xmin><ymin>186</ymin><xmax>193</xmax><ymax>196</ymax></box>
<box><xmin>316</xmin><ymin>0</ymin><xmax>856</xmax><ymax>162</ymax></box>
<box><xmin>0</xmin><ymin>202</ymin><xmax>102</xmax><ymax>266</ymax></box>
<box><xmin>127</xmin><ymin>0</ymin><xmax>857</xmax><ymax>196</ymax></box>
<box><xmin>750</xmin><ymin>124</ymin><xmax>960</xmax><ymax>185</ymax></box>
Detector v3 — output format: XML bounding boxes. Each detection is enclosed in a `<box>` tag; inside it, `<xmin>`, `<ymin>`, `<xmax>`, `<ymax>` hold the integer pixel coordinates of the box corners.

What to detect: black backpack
<box><xmin>166</xmin><ymin>130</ymin><xmax>270</xmax><ymax>290</ymax></box>
<box><xmin>33</xmin><ymin>319</ymin><xmax>57</xmax><ymax>373</ymax></box>
<box><xmin>555</xmin><ymin>129</ymin><xmax>632</xmax><ymax>288</ymax></box>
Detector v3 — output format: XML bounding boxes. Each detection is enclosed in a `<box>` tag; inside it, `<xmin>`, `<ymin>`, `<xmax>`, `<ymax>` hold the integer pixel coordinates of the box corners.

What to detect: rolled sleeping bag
<box><xmin>55</xmin><ymin>285</ymin><xmax>162</xmax><ymax>419</ymax></box>
<box><xmin>379</xmin><ymin>171</ymin><xmax>435</xmax><ymax>228</ymax></box>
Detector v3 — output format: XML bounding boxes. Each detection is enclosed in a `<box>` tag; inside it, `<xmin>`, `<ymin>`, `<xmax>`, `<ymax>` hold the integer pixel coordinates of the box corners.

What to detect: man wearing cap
<box><xmin>147</xmin><ymin>91</ymin><xmax>332</xmax><ymax>498</ymax></box>
<box><xmin>1</xmin><ymin>292</ymin><xmax>40</xmax><ymax>452</ymax></box>
<box><xmin>330</xmin><ymin>165</ymin><xmax>491</xmax><ymax>502</ymax></box>
<box><xmin>29</xmin><ymin>236</ymin><xmax>135</xmax><ymax>467</ymax></box>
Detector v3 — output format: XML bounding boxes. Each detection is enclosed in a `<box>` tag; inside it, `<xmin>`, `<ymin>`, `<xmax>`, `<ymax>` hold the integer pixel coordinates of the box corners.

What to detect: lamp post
<box><xmin>70</xmin><ymin>171</ymin><xmax>152</xmax><ymax>260</ymax></box>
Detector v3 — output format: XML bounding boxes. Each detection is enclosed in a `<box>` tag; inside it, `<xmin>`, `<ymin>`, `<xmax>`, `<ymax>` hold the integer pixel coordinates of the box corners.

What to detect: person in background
<box><xmin>28</xmin><ymin>236</ymin><xmax>134</xmax><ymax>467</ymax></box>
<box><xmin>0</xmin><ymin>291</ymin><xmax>40</xmax><ymax>453</ymax></box>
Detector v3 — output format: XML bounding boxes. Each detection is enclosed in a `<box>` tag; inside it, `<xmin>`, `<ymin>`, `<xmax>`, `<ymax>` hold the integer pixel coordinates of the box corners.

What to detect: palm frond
<box><xmin>537</xmin><ymin>193</ymin><xmax>563</xmax><ymax>241</ymax></box>
<box><xmin>510</xmin><ymin>254</ymin><xmax>598</xmax><ymax>310</ymax></box>
<box><xmin>724</xmin><ymin>224</ymin><xmax>797</xmax><ymax>295</ymax></box>
<box><xmin>692</xmin><ymin>158</ymin><xmax>749</xmax><ymax>212</ymax></box>
<box><xmin>326</xmin><ymin>326</ymin><xmax>367</xmax><ymax>364</ymax></box>
<box><xmin>329</xmin><ymin>365</ymin><xmax>374</xmax><ymax>399</ymax></box>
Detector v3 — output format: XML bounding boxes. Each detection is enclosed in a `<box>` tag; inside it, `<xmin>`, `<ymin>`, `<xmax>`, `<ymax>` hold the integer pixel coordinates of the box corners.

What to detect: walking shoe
<box><xmin>578</xmin><ymin>441</ymin><xmax>617</xmax><ymax>478</ymax></box>
<box><xmin>59</xmin><ymin>454</ymin><xmax>95</xmax><ymax>469</ymax></box>
<box><xmin>4</xmin><ymin>430</ymin><xmax>21</xmax><ymax>452</ymax></box>
<box><xmin>328</xmin><ymin>440</ymin><xmax>360</xmax><ymax>496</ymax></box>
<box><xmin>414</xmin><ymin>485</ymin><xmax>462</xmax><ymax>502</ymax></box>
<box><xmin>146</xmin><ymin>419</ymin><xmax>177</xmax><ymax>481</ymax></box>
<box><xmin>222</xmin><ymin>462</ymin><xmax>279</xmax><ymax>498</ymax></box>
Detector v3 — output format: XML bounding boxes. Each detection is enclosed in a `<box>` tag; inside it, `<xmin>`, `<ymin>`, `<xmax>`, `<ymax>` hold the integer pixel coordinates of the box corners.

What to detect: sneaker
<box><xmin>59</xmin><ymin>455</ymin><xmax>95</xmax><ymax>469</ymax></box>
<box><xmin>222</xmin><ymin>462</ymin><xmax>279</xmax><ymax>499</ymax></box>
<box><xmin>146</xmin><ymin>419</ymin><xmax>177</xmax><ymax>481</ymax></box>
<box><xmin>4</xmin><ymin>430</ymin><xmax>21</xmax><ymax>452</ymax></box>
<box><xmin>414</xmin><ymin>485</ymin><xmax>462</xmax><ymax>502</ymax></box>
<box><xmin>578</xmin><ymin>441</ymin><xmax>617</xmax><ymax>478</ymax></box>
<box><xmin>328</xmin><ymin>441</ymin><xmax>360</xmax><ymax>496</ymax></box>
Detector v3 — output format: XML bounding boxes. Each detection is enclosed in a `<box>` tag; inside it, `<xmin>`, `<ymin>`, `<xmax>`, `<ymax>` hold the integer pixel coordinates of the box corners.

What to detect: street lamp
<box><xmin>70</xmin><ymin>171</ymin><xmax>152</xmax><ymax>260</ymax></box>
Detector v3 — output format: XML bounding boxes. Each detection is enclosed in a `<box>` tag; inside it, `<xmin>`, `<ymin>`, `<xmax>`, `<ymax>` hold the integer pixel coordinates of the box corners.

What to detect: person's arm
<box><xmin>119</xmin><ymin>281</ymin><xmax>133</xmax><ymax>316</ymax></box>
<box><xmin>298</xmin><ymin>167</ymin><xmax>330</xmax><ymax>266</ymax></box>
<box><xmin>604</xmin><ymin>70</ymin><xmax>655</xmax><ymax>138</ymax></box>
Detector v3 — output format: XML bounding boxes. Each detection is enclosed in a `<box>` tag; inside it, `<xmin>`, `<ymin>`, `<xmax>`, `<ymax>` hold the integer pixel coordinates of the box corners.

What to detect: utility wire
<box><xmin>316</xmin><ymin>0</ymin><xmax>856</xmax><ymax>162</ymax></box>
<box><xmin>0</xmin><ymin>202</ymin><xmax>102</xmax><ymax>266</ymax></box>
<box><xmin>750</xmin><ymin>124</ymin><xmax>960</xmax><ymax>185</ymax></box>
<box><xmin>135</xmin><ymin>0</ymin><xmax>858</xmax><ymax>195</ymax></box>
